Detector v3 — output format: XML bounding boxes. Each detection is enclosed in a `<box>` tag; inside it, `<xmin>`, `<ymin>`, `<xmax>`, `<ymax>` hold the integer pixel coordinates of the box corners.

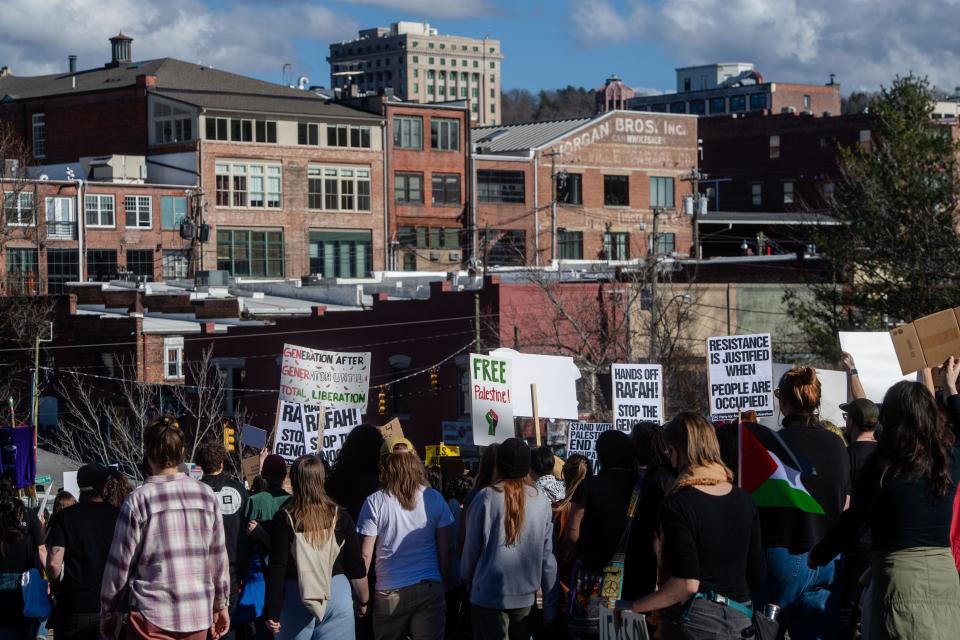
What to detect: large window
<box><xmin>783</xmin><ymin>181</ymin><xmax>795</xmax><ymax>204</ymax></box>
<box><xmin>709</xmin><ymin>97</ymin><xmax>726</xmax><ymax>114</ymax></box>
<box><xmin>326</xmin><ymin>124</ymin><xmax>371</xmax><ymax>148</ymax></box>
<box><xmin>205</xmin><ymin>117</ymin><xmax>229</xmax><ymax>141</ymax></box>
<box><xmin>557</xmin><ymin>230</ymin><xmax>583</xmax><ymax>260</ymax></box>
<box><xmin>481</xmin><ymin>229</ymin><xmax>526</xmax><ymax>266</ymax></box>
<box><xmin>217</xmin><ymin>229</ymin><xmax>285</xmax><ymax>277</ymax></box>
<box><xmin>4</xmin><ymin>191</ymin><xmax>34</xmax><ymax>226</ymax></box>
<box><xmin>162</xmin><ymin>250</ymin><xmax>190</xmax><ymax>280</ymax></box>
<box><xmin>32</xmin><ymin>113</ymin><xmax>45</xmax><ymax>158</ymax></box>
<box><xmin>309</xmin><ymin>230</ymin><xmax>373</xmax><ymax>278</ymax></box>
<box><xmin>395</xmin><ymin>172</ymin><xmax>424</xmax><ymax>204</ymax></box>
<box><xmin>124</xmin><ymin>195</ymin><xmax>152</xmax><ymax>228</ymax></box>
<box><xmin>478</xmin><ymin>170</ymin><xmax>525</xmax><ymax>204</ymax></box>
<box><xmin>223</xmin><ymin>118</ymin><xmax>276</xmax><ymax>143</ymax></box>
<box><xmin>654</xmin><ymin>232</ymin><xmax>676</xmax><ymax>255</ymax></box>
<box><xmin>46</xmin><ymin>197</ymin><xmax>75</xmax><ymax>240</ymax></box>
<box><xmin>430</xmin><ymin>118</ymin><xmax>460</xmax><ymax>151</ymax></box>
<box><xmin>164</xmin><ymin>336</ymin><xmax>184</xmax><ymax>380</ymax></box>
<box><xmin>730</xmin><ymin>95</ymin><xmax>747</xmax><ymax>112</ymax></box>
<box><xmin>85</xmin><ymin>195</ymin><xmax>115</xmax><ymax>228</ymax></box>
<box><xmin>431</xmin><ymin>174</ymin><xmax>460</xmax><ymax>206</ymax></box>
<box><xmin>308</xmin><ymin>166</ymin><xmax>372</xmax><ymax>211</ymax></box>
<box><xmin>161</xmin><ymin>196</ymin><xmax>188</xmax><ymax>230</ymax></box>
<box><xmin>215</xmin><ymin>162</ymin><xmax>282</xmax><ymax>209</ymax></box>
<box><xmin>5</xmin><ymin>248</ymin><xmax>38</xmax><ymax>294</ymax></box>
<box><xmin>394</xmin><ymin>116</ymin><xmax>423</xmax><ymax>149</ymax></box>
<box><xmin>557</xmin><ymin>173</ymin><xmax>582</xmax><ymax>205</ymax></box>
<box><xmin>153</xmin><ymin>102</ymin><xmax>194</xmax><ymax>144</ymax></box>
<box><xmin>749</xmin><ymin>94</ymin><xmax>767</xmax><ymax>111</ymax></box>
<box><xmin>603</xmin><ymin>232</ymin><xmax>630</xmax><ymax>261</ymax></box>
<box><xmin>298</xmin><ymin>123</ymin><xmax>320</xmax><ymax>146</ymax></box>
<box><xmin>87</xmin><ymin>249</ymin><xmax>117</xmax><ymax>281</ymax></box>
<box><xmin>649</xmin><ymin>176</ymin><xmax>675</xmax><ymax>209</ymax></box>
<box><xmin>604</xmin><ymin>175</ymin><xmax>629</xmax><ymax>207</ymax></box>
<box><xmin>46</xmin><ymin>249</ymin><xmax>79</xmax><ymax>294</ymax></box>
<box><xmin>127</xmin><ymin>249</ymin><xmax>154</xmax><ymax>279</ymax></box>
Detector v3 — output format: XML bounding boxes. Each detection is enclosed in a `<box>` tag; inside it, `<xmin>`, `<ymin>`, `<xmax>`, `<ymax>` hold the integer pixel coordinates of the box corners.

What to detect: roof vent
<box><xmin>107</xmin><ymin>32</ymin><xmax>133</xmax><ymax>68</ymax></box>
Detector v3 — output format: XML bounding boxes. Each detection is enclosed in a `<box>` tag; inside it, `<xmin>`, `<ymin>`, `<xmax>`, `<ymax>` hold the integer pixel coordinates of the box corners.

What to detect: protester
<box><xmin>0</xmin><ymin>476</ymin><xmax>47</xmax><ymax>579</ymax></box>
<box><xmin>463</xmin><ymin>443</ymin><xmax>499</xmax><ymax>511</ymax></box>
<box><xmin>810</xmin><ymin>362</ymin><xmax>960</xmax><ymax>639</ymax></box>
<box><xmin>0</xmin><ymin>494</ymin><xmax>40</xmax><ymax>639</ymax></box>
<box><xmin>46</xmin><ymin>463</ymin><xmax>119</xmax><ymax>640</ymax></box>
<box><xmin>553</xmin><ymin>454</ymin><xmax>590</xmax><ymax>550</ymax></box>
<box><xmin>620</xmin><ymin>413</ymin><xmax>764</xmax><ymax>640</ymax></box>
<box><xmin>50</xmin><ymin>490</ymin><xmax>76</xmax><ymax>519</ymax></box>
<box><xmin>100</xmin><ymin>416</ymin><xmax>230</xmax><ymax>640</ymax></box>
<box><xmin>357</xmin><ymin>446</ymin><xmax>455</xmax><ymax>640</ymax></box>
<box><xmin>530</xmin><ymin>446</ymin><xmax>565</xmax><ymax>503</ymax></box>
<box><xmin>102</xmin><ymin>470</ymin><xmax>133</xmax><ymax>509</ymax></box>
<box><xmin>461</xmin><ymin>437</ymin><xmax>558</xmax><ymax>640</ymax></box>
<box><xmin>753</xmin><ymin>367</ymin><xmax>850</xmax><ymax>640</ymax></box>
<box><xmin>443</xmin><ymin>474</ymin><xmax>474</xmax><ymax>639</ymax></box>
<box><xmin>327</xmin><ymin>425</ymin><xmax>385</xmax><ymax>523</ymax></box>
<box><xmin>427</xmin><ymin>465</ymin><xmax>444</xmax><ymax>494</ymax></box>
<box><xmin>264</xmin><ymin>455</ymin><xmax>369</xmax><ymax>640</ymax></box>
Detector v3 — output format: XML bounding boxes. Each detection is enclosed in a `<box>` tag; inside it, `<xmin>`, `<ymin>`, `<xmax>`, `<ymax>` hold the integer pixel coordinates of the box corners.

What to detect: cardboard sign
<box><xmin>279</xmin><ymin>344</ymin><xmax>371</xmax><ymax>410</ymax></box>
<box><xmin>839</xmin><ymin>332</ymin><xmax>914</xmax><ymax>402</ymax></box>
<box><xmin>612</xmin><ymin>364</ymin><xmax>664</xmax><ymax>429</ymax></box>
<box><xmin>759</xmin><ymin>365</ymin><xmax>847</xmax><ymax>431</ymax></box>
<box><xmin>599</xmin><ymin>609</ymin><xmax>649</xmax><ymax>640</ymax></box>
<box><xmin>706</xmin><ymin>333</ymin><xmax>774</xmax><ymax>421</ymax></box>
<box><xmin>489</xmin><ymin>348</ymin><xmax>581</xmax><ymax>419</ymax></box>
<box><xmin>240</xmin><ymin>425</ymin><xmax>267</xmax><ymax>450</ymax></box>
<box><xmin>241</xmin><ymin>456</ymin><xmax>261</xmax><ymax>486</ymax></box>
<box><xmin>566</xmin><ymin>422</ymin><xmax>613</xmax><ymax>465</ymax></box>
<box><xmin>316</xmin><ymin>406</ymin><xmax>364</xmax><ymax>466</ymax></box>
<box><xmin>379</xmin><ymin>418</ymin><xmax>404</xmax><ymax>440</ymax></box>
<box><xmin>889</xmin><ymin>307</ymin><xmax>960</xmax><ymax>374</ymax></box>
<box><xmin>470</xmin><ymin>353</ymin><xmax>515</xmax><ymax>446</ymax></box>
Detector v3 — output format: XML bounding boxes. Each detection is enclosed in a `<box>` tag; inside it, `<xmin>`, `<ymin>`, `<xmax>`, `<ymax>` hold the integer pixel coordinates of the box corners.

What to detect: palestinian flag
<box><xmin>739</xmin><ymin>422</ymin><xmax>824</xmax><ymax>515</ymax></box>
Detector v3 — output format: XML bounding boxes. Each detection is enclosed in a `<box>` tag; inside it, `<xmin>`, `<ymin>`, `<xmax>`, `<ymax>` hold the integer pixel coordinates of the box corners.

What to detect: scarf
<box><xmin>672</xmin><ymin>462</ymin><xmax>733</xmax><ymax>493</ymax></box>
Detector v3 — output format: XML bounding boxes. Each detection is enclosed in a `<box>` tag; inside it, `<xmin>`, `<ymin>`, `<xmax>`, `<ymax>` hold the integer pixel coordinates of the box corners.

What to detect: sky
<box><xmin>1</xmin><ymin>0</ymin><xmax>959</xmax><ymax>96</ymax></box>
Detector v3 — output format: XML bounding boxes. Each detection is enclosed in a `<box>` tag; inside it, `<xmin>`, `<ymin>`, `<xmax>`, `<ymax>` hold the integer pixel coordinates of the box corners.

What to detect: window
<box><xmin>683</xmin><ymin>78</ymin><xmax>692</xmax><ymax>91</ymax></box>
<box><xmin>124</xmin><ymin>196</ymin><xmax>152</xmax><ymax>228</ymax></box>
<box><xmin>215</xmin><ymin>162</ymin><xmax>282</xmax><ymax>209</ymax></box>
<box><xmin>327</xmin><ymin>124</ymin><xmax>371</xmax><ymax>148</ymax></box>
<box><xmin>83</xmin><ymin>195</ymin><xmax>115</xmax><ymax>227</ymax></box>
<box><xmin>783</xmin><ymin>181</ymin><xmax>794</xmax><ymax>204</ymax></box>
<box><xmin>45</xmin><ymin>197</ymin><xmax>74</xmax><ymax>239</ymax></box>
<box><xmin>204</xmin><ymin>117</ymin><xmax>228</xmax><ymax>141</ymax></box>
<box><xmin>161</xmin><ymin>196</ymin><xmax>188</xmax><ymax>230</ymax></box>
<box><xmin>230</xmin><ymin>119</ymin><xmax>254</xmax><ymax>142</ymax></box>
<box><xmin>649</xmin><ymin>177</ymin><xmax>674</xmax><ymax>209</ymax></box>
<box><xmin>431</xmin><ymin>174</ymin><xmax>461</xmax><ymax>206</ymax></box>
<box><xmin>127</xmin><ymin>250</ymin><xmax>154</xmax><ymax>279</ymax></box>
<box><xmin>478</xmin><ymin>170</ymin><xmax>525</xmax><ymax>204</ymax></box>
<box><xmin>730</xmin><ymin>95</ymin><xmax>747</xmax><ymax>112</ymax></box>
<box><xmin>298</xmin><ymin>123</ymin><xmax>320</xmax><ymax>146</ymax></box>
<box><xmin>46</xmin><ymin>249</ymin><xmax>79</xmax><ymax>294</ymax></box>
<box><xmin>604</xmin><ymin>175</ymin><xmax>629</xmax><ymax>207</ymax></box>
<box><xmin>394</xmin><ymin>116</ymin><xmax>423</xmax><ymax>149</ymax></box>
<box><xmin>5</xmin><ymin>248</ymin><xmax>38</xmax><ymax>295</ymax></box>
<box><xmin>556</xmin><ymin>173</ymin><xmax>582</xmax><ymax>205</ymax></box>
<box><xmin>153</xmin><ymin>102</ymin><xmax>194</xmax><ymax>144</ymax></box>
<box><xmin>162</xmin><ymin>250</ymin><xmax>190</xmax><ymax>280</ymax></box>
<box><xmin>255</xmin><ymin>120</ymin><xmax>278</xmax><ymax>143</ymax></box>
<box><xmin>489</xmin><ymin>61</ymin><xmax>495</xmax><ymax>69</ymax></box>
<box><xmin>803</xmin><ymin>94</ymin><xmax>811</xmax><ymax>110</ymax></box>
<box><xmin>480</xmin><ymin>229</ymin><xmax>526</xmax><ymax>266</ymax></box>
<box><xmin>164</xmin><ymin>336</ymin><xmax>184</xmax><ymax>380</ymax></box>
<box><xmin>751</xmin><ymin>183</ymin><xmax>762</xmax><ymax>206</ymax></box>
<box><xmin>709</xmin><ymin>97</ymin><xmax>726</xmax><ymax>114</ymax></box>
<box><xmin>216</xmin><ymin>228</ymin><xmax>285</xmax><ymax>277</ymax></box>
<box><xmin>654</xmin><ymin>232</ymin><xmax>676</xmax><ymax>255</ymax></box>
<box><xmin>557</xmin><ymin>230</ymin><xmax>583</xmax><ymax>259</ymax></box>
<box><xmin>86</xmin><ymin>249</ymin><xmax>118</xmax><ymax>282</ymax></box>
<box><xmin>402</xmin><ymin>253</ymin><xmax>417</xmax><ymax>271</ymax></box>
<box><xmin>749</xmin><ymin>94</ymin><xmax>767</xmax><ymax>111</ymax></box>
<box><xmin>822</xmin><ymin>182</ymin><xmax>835</xmax><ymax>199</ymax></box>
<box><xmin>688</xmin><ymin>100</ymin><xmax>706</xmax><ymax>115</ymax></box>
<box><xmin>307</xmin><ymin>166</ymin><xmax>372</xmax><ymax>211</ymax></box>
<box><xmin>603</xmin><ymin>232</ymin><xmax>630</xmax><ymax>261</ymax></box>
<box><xmin>308</xmin><ymin>230</ymin><xmax>372</xmax><ymax>278</ymax></box>
<box><xmin>430</xmin><ymin>118</ymin><xmax>460</xmax><ymax>151</ymax></box>
<box><xmin>4</xmin><ymin>191</ymin><xmax>35</xmax><ymax>225</ymax></box>
<box><xmin>32</xmin><ymin>113</ymin><xmax>45</xmax><ymax>158</ymax></box>
<box><xmin>669</xmin><ymin>102</ymin><xmax>686</xmax><ymax>114</ymax></box>
<box><xmin>395</xmin><ymin>172</ymin><xmax>424</xmax><ymax>203</ymax></box>
<box><xmin>412</xmin><ymin>55</ymin><xmax>419</xmax><ymax>62</ymax></box>
<box><xmin>769</xmin><ymin>135</ymin><xmax>781</xmax><ymax>159</ymax></box>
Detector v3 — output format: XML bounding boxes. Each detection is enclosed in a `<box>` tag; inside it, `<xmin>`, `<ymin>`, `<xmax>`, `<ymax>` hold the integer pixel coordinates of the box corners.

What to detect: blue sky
<box><xmin>2</xmin><ymin>0</ymin><xmax>959</xmax><ymax>95</ymax></box>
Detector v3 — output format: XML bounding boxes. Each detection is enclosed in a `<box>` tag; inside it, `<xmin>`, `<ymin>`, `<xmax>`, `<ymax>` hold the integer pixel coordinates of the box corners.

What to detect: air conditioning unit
<box><xmin>429</xmin><ymin>251</ymin><xmax>440</xmax><ymax>261</ymax></box>
<box><xmin>448</xmin><ymin>251</ymin><xmax>461</xmax><ymax>261</ymax></box>
<box><xmin>196</xmin><ymin>270</ymin><xmax>229</xmax><ymax>286</ymax></box>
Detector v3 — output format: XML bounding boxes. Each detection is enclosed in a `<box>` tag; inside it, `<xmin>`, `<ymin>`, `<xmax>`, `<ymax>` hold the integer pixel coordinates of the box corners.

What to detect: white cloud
<box><xmin>337</xmin><ymin>0</ymin><xmax>497</xmax><ymax>19</ymax></box>
<box><xmin>0</xmin><ymin>0</ymin><xmax>356</xmax><ymax>81</ymax></box>
<box><xmin>568</xmin><ymin>0</ymin><xmax>960</xmax><ymax>92</ymax></box>
<box><xmin>571</xmin><ymin>0</ymin><xmax>642</xmax><ymax>45</ymax></box>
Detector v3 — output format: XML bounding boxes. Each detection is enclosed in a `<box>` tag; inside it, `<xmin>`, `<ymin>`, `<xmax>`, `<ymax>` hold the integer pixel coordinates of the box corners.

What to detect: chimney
<box><xmin>106</xmin><ymin>32</ymin><xmax>133</xmax><ymax>68</ymax></box>
<box><xmin>68</xmin><ymin>55</ymin><xmax>77</xmax><ymax>73</ymax></box>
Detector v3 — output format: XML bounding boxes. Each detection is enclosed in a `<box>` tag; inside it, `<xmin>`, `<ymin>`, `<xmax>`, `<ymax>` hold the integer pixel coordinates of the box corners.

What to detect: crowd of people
<box><xmin>1</xmin><ymin>356</ymin><xmax>960</xmax><ymax>640</ymax></box>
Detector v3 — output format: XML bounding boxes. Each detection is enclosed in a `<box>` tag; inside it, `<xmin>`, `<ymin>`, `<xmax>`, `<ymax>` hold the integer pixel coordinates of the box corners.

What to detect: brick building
<box><xmin>595</xmin><ymin>75</ymin><xmax>636</xmax><ymax>113</ymax></box>
<box><xmin>471</xmin><ymin>110</ymin><xmax>699</xmax><ymax>266</ymax></box>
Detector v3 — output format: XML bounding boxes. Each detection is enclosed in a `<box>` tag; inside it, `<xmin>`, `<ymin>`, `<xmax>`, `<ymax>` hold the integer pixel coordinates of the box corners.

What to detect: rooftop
<box><xmin>471</xmin><ymin>116</ymin><xmax>592</xmax><ymax>154</ymax></box>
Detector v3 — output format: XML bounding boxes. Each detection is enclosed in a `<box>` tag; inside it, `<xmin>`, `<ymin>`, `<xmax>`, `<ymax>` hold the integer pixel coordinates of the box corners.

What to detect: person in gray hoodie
<box><xmin>461</xmin><ymin>438</ymin><xmax>559</xmax><ymax>640</ymax></box>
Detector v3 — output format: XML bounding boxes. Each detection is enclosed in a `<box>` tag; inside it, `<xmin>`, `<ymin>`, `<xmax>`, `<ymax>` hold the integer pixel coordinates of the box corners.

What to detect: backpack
<box><xmin>286</xmin><ymin>508</ymin><xmax>343</xmax><ymax>620</ymax></box>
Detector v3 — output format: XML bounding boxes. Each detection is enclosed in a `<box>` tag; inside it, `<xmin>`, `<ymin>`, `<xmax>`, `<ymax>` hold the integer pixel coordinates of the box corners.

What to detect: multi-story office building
<box><xmin>328</xmin><ymin>21</ymin><xmax>503</xmax><ymax>125</ymax></box>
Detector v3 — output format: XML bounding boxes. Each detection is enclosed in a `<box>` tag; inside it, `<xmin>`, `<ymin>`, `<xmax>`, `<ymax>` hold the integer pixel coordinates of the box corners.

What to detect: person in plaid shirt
<box><xmin>100</xmin><ymin>417</ymin><xmax>231</xmax><ymax>640</ymax></box>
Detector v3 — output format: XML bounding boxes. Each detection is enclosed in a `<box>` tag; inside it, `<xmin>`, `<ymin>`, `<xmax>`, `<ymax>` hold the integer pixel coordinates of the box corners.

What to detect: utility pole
<box><xmin>31</xmin><ymin>321</ymin><xmax>53</xmax><ymax>477</ymax></box>
<box><xmin>680</xmin><ymin>166</ymin><xmax>707</xmax><ymax>260</ymax></box>
<box><xmin>649</xmin><ymin>207</ymin><xmax>663</xmax><ymax>361</ymax></box>
<box><xmin>474</xmin><ymin>293</ymin><xmax>481</xmax><ymax>351</ymax></box>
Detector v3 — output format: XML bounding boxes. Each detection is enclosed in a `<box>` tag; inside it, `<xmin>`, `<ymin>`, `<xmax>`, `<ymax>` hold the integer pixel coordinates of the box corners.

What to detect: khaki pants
<box><xmin>372</xmin><ymin>580</ymin><xmax>445</xmax><ymax>640</ymax></box>
<box><xmin>471</xmin><ymin>604</ymin><xmax>533</xmax><ymax>640</ymax></box>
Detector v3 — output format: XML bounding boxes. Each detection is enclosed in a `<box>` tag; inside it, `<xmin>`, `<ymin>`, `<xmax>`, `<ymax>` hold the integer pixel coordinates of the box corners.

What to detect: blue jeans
<box><xmin>754</xmin><ymin>547</ymin><xmax>840</xmax><ymax>640</ymax></box>
<box><xmin>278</xmin><ymin>574</ymin><xmax>355</xmax><ymax>640</ymax></box>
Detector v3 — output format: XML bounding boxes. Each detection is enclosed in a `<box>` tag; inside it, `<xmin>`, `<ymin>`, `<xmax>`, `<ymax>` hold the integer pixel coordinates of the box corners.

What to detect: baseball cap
<box><xmin>839</xmin><ymin>398</ymin><xmax>880</xmax><ymax>428</ymax></box>
<box><xmin>381</xmin><ymin>435</ymin><xmax>416</xmax><ymax>457</ymax></box>
<box><xmin>77</xmin><ymin>463</ymin><xmax>111</xmax><ymax>492</ymax></box>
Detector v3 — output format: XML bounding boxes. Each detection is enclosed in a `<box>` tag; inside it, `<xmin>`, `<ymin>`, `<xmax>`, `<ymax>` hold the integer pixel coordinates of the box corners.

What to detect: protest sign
<box><xmin>759</xmin><ymin>364</ymin><xmax>847</xmax><ymax>430</ymax></box>
<box><xmin>279</xmin><ymin>344</ymin><xmax>371</xmax><ymax>411</ymax></box>
<box><xmin>838</xmin><ymin>332</ymin><xmax>914</xmax><ymax>402</ymax></box>
<box><xmin>316</xmin><ymin>406</ymin><xmax>363</xmax><ymax>466</ymax></box>
<box><xmin>273</xmin><ymin>401</ymin><xmax>324</xmax><ymax>463</ymax></box>
<box><xmin>425</xmin><ymin>444</ymin><xmax>460</xmax><ymax>466</ymax></box>
<box><xmin>470</xmin><ymin>353</ymin><xmax>514</xmax><ymax>446</ymax></box>
<box><xmin>889</xmin><ymin>307</ymin><xmax>960</xmax><ymax>374</ymax></box>
<box><xmin>241</xmin><ymin>456</ymin><xmax>261</xmax><ymax>486</ymax></box>
<box><xmin>706</xmin><ymin>333</ymin><xmax>774</xmax><ymax>421</ymax></box>
<box><xmin>489</xmin><ymin>348</ymin><xmax>581</xmax><ymax>419</ymax></box>
<box><xmin>62</xmin><ymin>471</ymin><xmax>79</xmax><ymax>498</ymax></box>
<box><xmin>612</xmin><ymin>364</ymin><xmax>664</xmax><ymax>429</ymax></box>
<box><xmin>240</xmin><ymin>425</ymin><xmax>267</xmax><ymax>450</ymax></box>
<box><xmin>379</xmin><ymin>418</ymin><xmax>404</xmax><ymax>440</ymax></box>
<box><xmin>599</xmin><ymin>608</ymin><xmax>649</xmax><ymax>640</ymax></box>
<box><xmin>441</xmin><ymin>420</ymin><xmax>472</xmax><ymax>446</ymax></box>
<box><xmin>566</xmin><ymin>422</ymin><xmax>613</xmax><ymax>465</ymax></box>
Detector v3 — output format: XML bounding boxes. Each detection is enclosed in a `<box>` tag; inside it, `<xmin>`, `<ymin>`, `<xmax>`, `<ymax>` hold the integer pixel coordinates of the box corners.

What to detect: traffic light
<box><xmin>223</xmin><ymin>425</ymin><xmax>236</xmax><ymax>453</ymax></box>
<box><xmin>430</xmin><ymin>368</ymin><xmax>439</xmax><ymax>394</ymax></box>
<box><xmin>378</xmin><ymin>387</ymin><xmax>387</xmax><ymax>415</ymax></box>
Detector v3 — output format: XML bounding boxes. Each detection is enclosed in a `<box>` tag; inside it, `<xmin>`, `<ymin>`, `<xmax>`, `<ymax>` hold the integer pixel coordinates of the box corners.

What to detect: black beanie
<box><xmin>496</xmin><ymin>438</ymin><xmax>531</xmax><ymax>479</ymax></box>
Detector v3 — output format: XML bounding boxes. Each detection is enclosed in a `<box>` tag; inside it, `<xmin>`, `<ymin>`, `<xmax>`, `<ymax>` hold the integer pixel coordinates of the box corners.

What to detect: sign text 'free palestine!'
<box><xmin>279</xmin><ymin>344</ymin><xmax>371</xmax><ymax>411</ymax></box>
<box><xmin>706</xmin><ymin>333</ymin><xmax>774</xmax><ymax>421</ymax></box>
<box><xmin>469</xmin><ymin>353</ymin><xmax>514</xmax><ymax>446</ymax></box>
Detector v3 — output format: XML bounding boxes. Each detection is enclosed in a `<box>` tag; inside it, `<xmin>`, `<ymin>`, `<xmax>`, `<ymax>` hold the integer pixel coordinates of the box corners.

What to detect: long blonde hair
<box><xmin>381</xmin><ymin>451</ymin><xmax>427</xmax><ymax>510</ymax></box>
<box><xmin>554</xmin><ymin>455</ymin><xmax>589</xmax><ymax>512</ymax></box>
<box><xmin>285</xmin><ymin>456</ymin><xmax>337</xmax><ymax>546</ymax></box>
<box><xmin>493</xmin><ymin>477</ymin><xmax>534</xmax><ymax>546</ymax></box>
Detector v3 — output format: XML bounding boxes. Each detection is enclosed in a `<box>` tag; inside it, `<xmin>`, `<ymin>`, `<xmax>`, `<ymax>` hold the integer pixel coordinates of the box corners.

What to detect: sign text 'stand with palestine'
<box><xmin>469</xmin><ymin>353</ymin><xmax>514</xmax><ymax>446</ymax></box>
<box><xmin>612</xmin><ymin>364</ymin><xmax>664</xmax><ymax>429</ymax></box>
<box><xmin>279</xmin><ymin>344</ymin><xmax>371</xmax><ymax>411</ymax></box>
<box><xmin>706</xmin><ymin>333</ymin><xmax>774</xmax><ymax>421</ymax></box>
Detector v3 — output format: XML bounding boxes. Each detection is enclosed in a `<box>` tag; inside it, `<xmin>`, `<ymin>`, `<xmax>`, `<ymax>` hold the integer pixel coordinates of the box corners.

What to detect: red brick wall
<box><xmin>772</xmin><ymin>83</ymin><xmax>841</xmax><ymax>117</ymax></box>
